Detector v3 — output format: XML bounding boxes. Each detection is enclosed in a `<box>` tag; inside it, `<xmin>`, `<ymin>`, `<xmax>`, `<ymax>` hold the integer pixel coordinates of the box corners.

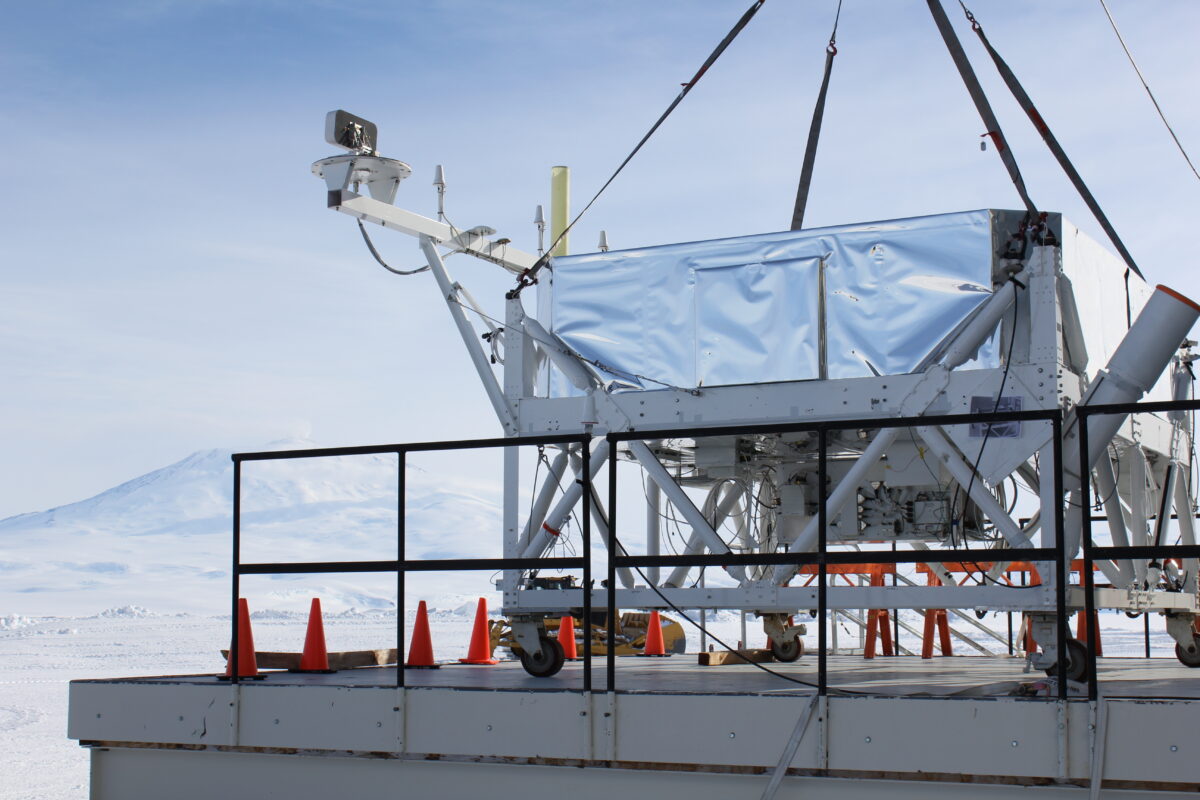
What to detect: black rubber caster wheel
<box><xmin>1175</xmin><ymin>634</ymin><xmax>1200</xmax><ymax>668</ymax></box>
<box><xmin>771</xmin><ymin>635</ymin><xmax>804</xmax><ymax>663</ymax></box>
<box><xmin>1044</xmin><ymin>637</ymin><xmax>1089</xmax><ymax>682</ymax></box>
<box><xmin>520</xmin><ymin>636</ymin><xmax>566</xmax><ymax>677</ymax></box>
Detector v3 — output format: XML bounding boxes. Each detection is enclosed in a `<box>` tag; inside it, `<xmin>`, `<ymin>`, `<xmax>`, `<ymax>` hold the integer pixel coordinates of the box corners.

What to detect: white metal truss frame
<box><xmin>325</xmin><ymin>185</ymin><xmax>1200</xmax><ymax>667</ymax></box>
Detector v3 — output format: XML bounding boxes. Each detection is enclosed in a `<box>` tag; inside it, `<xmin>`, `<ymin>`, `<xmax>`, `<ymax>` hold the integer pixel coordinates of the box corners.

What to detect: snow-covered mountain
<box><xmin>0</xmin><ymin>440</ymin><xmax>503</xmax><ymax>616</ymax></box>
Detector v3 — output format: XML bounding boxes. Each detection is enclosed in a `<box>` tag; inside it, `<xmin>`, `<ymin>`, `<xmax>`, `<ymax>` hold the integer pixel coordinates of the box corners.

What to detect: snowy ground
<box><xmin>0</xmin><ymin>603</ymin><xmax>1179</xmax><ymax>800</ymax></box>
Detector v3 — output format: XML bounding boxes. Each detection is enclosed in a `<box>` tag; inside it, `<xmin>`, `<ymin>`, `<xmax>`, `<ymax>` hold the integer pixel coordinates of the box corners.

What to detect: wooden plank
<box><xmin>697</xmin><ymin>648</ymin><xmax>775</xmax><ymax>666</ymax></box>
<box><xmin>219</xmin><ymin>649</ymin><xmax>398</xmax><ymax>671</ymax></box>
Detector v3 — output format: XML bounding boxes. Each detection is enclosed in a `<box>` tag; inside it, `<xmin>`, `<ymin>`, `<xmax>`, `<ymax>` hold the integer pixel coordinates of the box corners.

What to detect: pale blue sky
<box><xmin>2</xmin><ymin>1</ymin><xmax>1198</xmax><ymax>517</ymax></box>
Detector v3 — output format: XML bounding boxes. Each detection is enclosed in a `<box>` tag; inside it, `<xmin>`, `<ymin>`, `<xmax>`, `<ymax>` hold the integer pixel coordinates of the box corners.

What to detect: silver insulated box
<box><xmin>537</xmin><ymin>208</ymin><xmax>1161</xmax><ymax>398</ymax></box>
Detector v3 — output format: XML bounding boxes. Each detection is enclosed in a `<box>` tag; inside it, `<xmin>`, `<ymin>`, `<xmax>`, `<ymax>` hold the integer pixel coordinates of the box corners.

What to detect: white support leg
<box><xmin>1174</xmin><ymin>476</ymin><xmax>1199</xmax><ymax>594</ymax></box>
<box><xmin>770</xmin><ymin>428</ymin><xmax>901</xmax><ymax>585</ymax></box>
<box><xmin>1129</xmin><ymin>449</ymin><xmax>1150</xmax><ymax>586</ymax></box>
<box><xmin>578</xmin><ymin>477</ymin><xmax>636</xmax><ymax>589</ymax></box>
<box><xmin>646</xmin><ymin>479</ymin><xmax>661</xmax><ymax>587</ymax></box>
<box><xmin>522</xmin><ymin>440</ymin><xmax>609</xmax><ymax>559</ymax></box>
<box><xmin>916</xmin><ymin>425</ymin><xmax>1034</xmax><ymax>549</ymax></box>
<box><xmin>516</xmin><ymin>447</ymin><xmax>571</xmax><ymax>554</ymax></box>
<box><xmin>502</xmin><ymin>445</ymin><xmax>520</xmax><ymax>594</ymax></box>
<box><xmin>1095</xmin><ymin>453</ymin><xmax>1136</xmax><ymax>586</ymax></box>
<box><xmin>628</xmin><ymin>440</ymin><xmax>747</xmax><ymax>583</ymax></box>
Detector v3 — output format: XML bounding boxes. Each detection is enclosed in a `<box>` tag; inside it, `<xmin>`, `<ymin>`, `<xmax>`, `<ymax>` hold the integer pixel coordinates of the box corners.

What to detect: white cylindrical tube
<box><xmin>522</xmin><ymin>440</ymin><xmax>609</xmax><ymax>558</ymax></box>
<box><xmin>1065</xmin><ymin>286</ymin><xmax>1200</xmax><ymax>487</ymax></box>
<box><xmin>942</xmin><ymin>280</ymin><xmax>1019</xmax><ymax>369</ymax></box>
<box><xmin>1173</xmin><ymin>476</ymin><xmax>1199</xmax><ymax>594</ymax></box>
<box><xmin>646</xmin><ymin>479</ymin><xmax>661</xmax><ymax>586</ymax></box>
<box><xmin>1094</xmin><ymin>452</ymin><xmax>1136</xmax><ymax>586</ymax></box>
<box><xmin>516</xmin><ymin>448</ymin><xmax>571</xmax><ymax>553</ymax></box>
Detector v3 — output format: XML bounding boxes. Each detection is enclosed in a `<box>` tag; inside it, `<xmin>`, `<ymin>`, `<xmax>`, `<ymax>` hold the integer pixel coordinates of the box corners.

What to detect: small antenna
<box><xmin>597</xmin><ymin>230</ymin><xmax>609</xmax><ymax>252</ymax></box>
<box><xmin>433</xmin><ymin>164</ymin><xmax>447</xmax><ymax>221</ymax></box>
<box><xmin>534</xmin><ymin>204</ymin><xmax>546</xmax><ymax>256</ymax></box>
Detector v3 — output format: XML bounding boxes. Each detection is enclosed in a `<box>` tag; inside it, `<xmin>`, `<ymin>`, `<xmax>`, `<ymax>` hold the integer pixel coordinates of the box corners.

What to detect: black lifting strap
<box><xmin>790</xmin><ymin>0</ymin><xmax>843</xmax><ymax>231</ymax></box>
<box><xmin>959</xmin><ymin>2</ymin><xmax>1145</xmax><ymax>281</ymax></box>
<box><xmin>926</xmin><ymin>0</ymin><xmax>1039</xmax><ymax>219</ymax></box>
<box><xmin>512</xmin><ymin>0</ymin><xmax>767</xmax><ymax>295</ymax></box>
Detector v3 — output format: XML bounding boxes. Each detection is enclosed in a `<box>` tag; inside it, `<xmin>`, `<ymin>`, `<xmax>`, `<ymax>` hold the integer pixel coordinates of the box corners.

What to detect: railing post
<box><xmin>397</xmin><ymin>448</ymin><xmax>406</xmax><ymax>689</ymax></box>
<box><xmin>231</xmin><ymin>457</ymin><xmax>241</xmax><ymax>685</ymax></box>
<box><xmin>1053</xmin><ymin>412</ymin><xmax>1068</xmax><ymax>699</ymax></box>
<box><xmin>818</xmin><ymin>427</ymin><xmax>828</xmax><ymax>697</ymax></box>
<box><xmin>581</xmin><ymin>437</ymin><xmax>593</xmax><ymax>694</ymax></box>
<box><xmin>606</xmin><ymin>435</ymin><xmax>618</xmax><ymax>693</ymax></box>
<box><xmin>1079</xmin><ymin>411</ymin><xmax>1099</xmax><ymax>700</ymax></box>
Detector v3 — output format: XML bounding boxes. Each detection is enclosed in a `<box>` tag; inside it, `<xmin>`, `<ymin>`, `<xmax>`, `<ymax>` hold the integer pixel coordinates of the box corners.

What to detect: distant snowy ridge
<box><xmin>0</xmin><ymin>440</ymin><xmax>502</xmax><ymax>617</ymax></box>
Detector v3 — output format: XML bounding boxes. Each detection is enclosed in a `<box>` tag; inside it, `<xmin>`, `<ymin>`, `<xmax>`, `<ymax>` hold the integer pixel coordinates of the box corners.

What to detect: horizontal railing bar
<box><xmin>239</xmin><ymin>557</ymin><xmax>586</xmax><ymax>575</ymax></box>
<box><xmin>1078</xmin><ymin>399</ymin><xmax>1200</xmax><ymax>417</ymax></box>
<box><xmin>239</xmin><ymin>560</ymin><xmax>398</xmax><ymax>574</ymax></box>
<box><xmin>404</xmin><ymin>557</ymin><xmax>586</xmax><ymax>572</ymax></box>
<box><xmin>1089</xmin><ymin>544</ymin><xmax>1200</xmax><ymax>560</ymax></box>
<box><xmin>233</xmin><ymin>433</ymin><xmax>589</xmax><ymax>462</ymax></box>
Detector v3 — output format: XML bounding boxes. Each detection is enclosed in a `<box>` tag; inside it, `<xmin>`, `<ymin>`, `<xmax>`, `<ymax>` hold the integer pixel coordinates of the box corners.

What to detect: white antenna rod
<box><xmin>534</xmin><ymin>204</ymin><xmax>546</xmax><ymax>256</ymax></box>
<box><xmin>598</xmin><ymin>230</ymin><xmax>609</xmax><ymax>252</ymax></box>
<box><xmin>433</xmin><ymin>164</ymin><xmax>446</xmax><ymax>221</ymax></box>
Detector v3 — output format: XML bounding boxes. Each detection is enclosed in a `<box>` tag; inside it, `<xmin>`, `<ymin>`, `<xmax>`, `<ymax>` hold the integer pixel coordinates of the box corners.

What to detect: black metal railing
<box><xmin>226</xmin><ymin>398</ymin><xmax>1200</xmax><ymax>703</ymax></box>
<box><xmin>606</xmin><ymin>407</ymin><xmax>1071</xmax><ymax>697</ymax></box>
<box><xmin>229</xmin><ymin>432</ymin><xmax>594</xmax><ymax>690</ymax></box>
<box><xmin>1079</xmin><ymin>398</ymin><xmax>1200</xmax><ymax>700</ymax></box>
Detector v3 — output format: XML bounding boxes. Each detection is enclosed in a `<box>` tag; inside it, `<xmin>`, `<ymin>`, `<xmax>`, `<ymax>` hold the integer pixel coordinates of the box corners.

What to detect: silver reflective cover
<box><xmin>540</xmin><ymin>210</ymin><xmax>998</xmax><ymax>394</ymax></box>
<box><xmin>1059</xmin><ymin>218</ymin><xmax>1167</xmax><ymax>400</ymax></box>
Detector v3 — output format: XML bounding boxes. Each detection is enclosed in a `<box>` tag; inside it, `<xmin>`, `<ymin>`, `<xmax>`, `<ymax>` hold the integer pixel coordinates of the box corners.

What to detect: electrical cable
<box><xmin>954</xmin><ymin>301</ymin><xmax>1020</xmax><ymax>586</ymax></box>
<box><xmin>1098</xmin><ymin>0</ymin><xmax>1200</xmax><ymax>183</ymax></box>
<box><xmin>513</xmin><ymin>0</ymin><xmax>767</xmax><ymax>294</ymax></box>
<box><xmin>611</xmin><ymin>533</ymin><xmax>866</xmax><ymax>694</ymax></box>
<box><xmin>356</xmin><ymin>219</ymin><xmax>430</xmax><ymax>275</ymax></box>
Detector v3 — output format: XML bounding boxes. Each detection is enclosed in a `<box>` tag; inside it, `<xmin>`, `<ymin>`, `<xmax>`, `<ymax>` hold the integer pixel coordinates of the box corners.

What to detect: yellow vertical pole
<box><xmin>550</xmin><ymin>166</ymin><xmax>570</xmax><ymax>257</ymax></box>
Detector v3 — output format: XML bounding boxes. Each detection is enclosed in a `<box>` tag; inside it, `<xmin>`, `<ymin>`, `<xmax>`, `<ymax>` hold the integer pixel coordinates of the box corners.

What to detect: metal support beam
<box><xmin>664</xmin><ymin>482</ymin><xmax>746</xmax><ymax>588</ymax></box>
<box><xmin>516</xmin><ymin>448</ymin><xmax>572</xmax><ymax>554</ymax></box>
<box><xmin>916</xmin><ymin>425</ymin><xmax>1033</xmax><ymax>550</ymax></box>
<box><xmin>628</xmin><ymin>440</ymin><xmax>747</xmax><ymax>583</ymax></box>
<box><xmin>645</xmin><ymin>479</ymin><xmax>661</xmax><ymax>586</ymax></box>
<box><xmin>522</xmin><ymin>440</ymin><xmax>609</xmax><ymax>558</ymax></box>
<box><xmin>1094</xmin><ymin>453</ymin><xmax>1136</xmax><ymax>586</ymax></box>
<box><xmin>419</xmin><ymin>236</ymin><xmax>515</xmax><ymax>432</ymax></box>
<box><xmin>334</xmin><ymin>191</ymin><xmax>537</xmax><ymax>273</ymax></box>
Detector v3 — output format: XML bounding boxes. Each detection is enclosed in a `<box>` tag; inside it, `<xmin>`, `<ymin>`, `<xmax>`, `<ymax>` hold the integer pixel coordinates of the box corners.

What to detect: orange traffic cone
<box><xmin>460</xmin><ymin>598</ymin><xmax>499</xmax><ymax>665</ymax></box>
<box><xmin>298</xmin><ymin>598</ymin><xmax>334</xmax><ymax>672</ymax></box>
<box><xmin>558</xmin><ymin>615</ymin><xmax>579</xmax><ymax>660</ymax></box>
<box><xmin>222</xmin><ymin>598</ymin><xmax>262</xmax><ymax>680</ymax></box>
<box><xmin>638</xmin><ymin>610</ymin><xmax>669</xmax><ymax>657</ymax></box>
<box><xmin>407</xmin><ymin>600</ymin><xmax>439</xmax><ymax>669</ymax></box>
